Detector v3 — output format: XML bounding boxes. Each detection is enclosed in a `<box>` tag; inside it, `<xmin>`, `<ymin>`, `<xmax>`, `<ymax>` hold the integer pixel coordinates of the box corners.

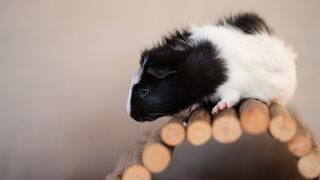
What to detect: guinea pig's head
<box><xmin>127</xmin><ymin>47</ymin><xmax>186</xmax><ymax>122</ymax></box>
<box><xmin>127</xmin><ymin>36</ymin><xmax>227</xmax><ymax>122</ymax></box>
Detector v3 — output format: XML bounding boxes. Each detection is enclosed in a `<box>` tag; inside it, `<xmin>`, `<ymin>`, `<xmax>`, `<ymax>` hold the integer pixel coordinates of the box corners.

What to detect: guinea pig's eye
<box><xmin>138</xmin><ymin>86</ymin><xmax>149</xmax><ymax>97</ymax></box>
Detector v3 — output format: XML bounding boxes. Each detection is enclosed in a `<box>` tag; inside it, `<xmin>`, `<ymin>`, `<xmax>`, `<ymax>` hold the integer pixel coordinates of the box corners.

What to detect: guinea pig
<box><xmin>127</xmin><ymin>12</ymin><xmax>297</xmax><ymax>122</ymax></box>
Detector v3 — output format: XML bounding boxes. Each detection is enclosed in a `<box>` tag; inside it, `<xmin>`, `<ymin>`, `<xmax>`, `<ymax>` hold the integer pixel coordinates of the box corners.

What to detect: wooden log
<box><xmin>269</xmin><ymin>104</ymin><xmax>297</xmax><ymax>142</ymax></box>
<box><xmin>161</xmin><ymin>116</ymin><xmax>186</xmax><ymax>146</ymax></box>
<box><xmin>122</xmin><ymin>143</ymin><xmax>151</xmax><ymax>180</ymax></box>
<box><xmin>105</xmin><ymin>152</ymin><xmax>130</xmax><ymax>180</ymax></box>
<box><xmin>122</xmin><ymin>165</ymin><xmax>151</xmax><ymax>180</ymax></box>
<box><xmin>187</xmin><ymin>108</ymin><xmax>212</xmax><ymax>146</ymax></box>
<box><xmin>297</xmin><ymin>151</ymin><xmax>320</xmax><ymax>179</ymax></box>
<box><xmin>288</xmin><ymin>134</ymin><xmax>312</xmax><ymax>157</ymax></box>
<box><xmin>212</xmin><ymin>108</ymin><xmax>242</xmax><ymax>144</ymax></box>
<box><xmin>142</xmin><ymin>129</ymin><xmax>172</xmax><ymax>173</ymax></box>
<box><xmin>105</xmin><ymin>174</ymin><xmax>120</xmax><ymax>180</ymax></box>
<box><xmin>106</xmin><ymin>136</ymin><xmax>151</xmax><ymax>180</ymax></box>
<box><xmin>239</xmin><ymin>99</ymin><xmax>270</xmax><ymax>135</ymax></box>
<box><xmin>287</xmin><ymin>111</ymin><xmax>313</xmax><ymax>157</ymax></box>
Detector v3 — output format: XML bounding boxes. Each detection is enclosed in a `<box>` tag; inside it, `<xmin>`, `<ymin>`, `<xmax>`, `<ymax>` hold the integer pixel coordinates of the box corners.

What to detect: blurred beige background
<box><xmin>0</xmin><ymin>0</ymin><xmax>319</xmax><ymax>179</ymax></box>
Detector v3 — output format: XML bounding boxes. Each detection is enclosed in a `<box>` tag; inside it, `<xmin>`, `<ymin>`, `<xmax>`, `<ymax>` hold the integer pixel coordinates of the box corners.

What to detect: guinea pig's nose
<box><xmin>129</xmin><ymin>111</ymin><xmax>145</xmax><ymax>122</ymax></box>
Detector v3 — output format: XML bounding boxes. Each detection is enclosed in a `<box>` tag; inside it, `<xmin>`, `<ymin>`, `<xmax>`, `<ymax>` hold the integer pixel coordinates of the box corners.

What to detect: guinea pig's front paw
<box><xmin>211</xmin><ymin>100</ymin><xmax>232</xmax><ymax>114</ymax></box>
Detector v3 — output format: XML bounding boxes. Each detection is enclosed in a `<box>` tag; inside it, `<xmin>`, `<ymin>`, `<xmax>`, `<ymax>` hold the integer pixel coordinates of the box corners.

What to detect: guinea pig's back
<box><xmin>190</xmin><ymin>25</ymin><xmax>297</xmax><ymax>104</ymax></box>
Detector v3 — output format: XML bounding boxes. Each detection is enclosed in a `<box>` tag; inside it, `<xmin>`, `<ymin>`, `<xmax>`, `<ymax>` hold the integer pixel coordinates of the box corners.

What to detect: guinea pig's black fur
<box><xmin>128</xmin><ymin>30</ymin><xmax>227</xmax><ymax>122</ymax></box>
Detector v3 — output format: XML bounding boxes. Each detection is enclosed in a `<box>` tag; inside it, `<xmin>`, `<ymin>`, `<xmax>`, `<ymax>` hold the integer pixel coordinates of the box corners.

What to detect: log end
<box><xmin>161</xmin><ymin>122</ymin><xmax>185</xmax><ymax>146</ymax></box>
<box><xmin>240</xmin><ymin>99</ymin><xmax>269</xmax><ymax>135</ymax></box>
<box><xmin>122</xmin><ymin>165</ymin><xmax>151</xmax><ymax>180</ymax></box>
<box><xmin>187</xmin><ymin>121</ymin><xmax>211</xmax><ymax>146</ymax></box>
<box><xmin>269</xmin><ymin>104</ymin><xmax>297</xmax><ymax>142</ymax></box>
<box><xmin>297</xmin><ymin>152</ymin><xmax>320</xmax><ymax>179</ymax></box>
<box><xmin>288</xmin><ymin>135</ymin><xmax>312</xmax><ymax>157</ymax></box>
<box><xmin>269</xmin><ymin>115</ymin><xmax>296</xmax><ymax>142</ymax></box>
<box><xmin>142</xmin><ymin>142</ymin><xmax>171</xmax><ymax>173</ymax></box>
<box><xmin>212</xmin><ymin>109</ymin><xmax>242</xmax><ymax>144</ymax></box>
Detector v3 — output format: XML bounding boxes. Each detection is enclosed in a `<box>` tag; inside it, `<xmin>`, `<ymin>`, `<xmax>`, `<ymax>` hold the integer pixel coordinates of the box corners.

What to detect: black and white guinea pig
<box><xmin>127</xmin><ymin>12</ymin><xmax>297</xmax><ymax>122</ymax></box>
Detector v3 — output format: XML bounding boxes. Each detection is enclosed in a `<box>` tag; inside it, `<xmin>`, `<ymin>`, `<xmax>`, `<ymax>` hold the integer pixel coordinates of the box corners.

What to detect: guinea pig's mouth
<box><xmin>131</xmin><ymin>113</ymin><xmax>166</xmax><ymax>122</ymax></box>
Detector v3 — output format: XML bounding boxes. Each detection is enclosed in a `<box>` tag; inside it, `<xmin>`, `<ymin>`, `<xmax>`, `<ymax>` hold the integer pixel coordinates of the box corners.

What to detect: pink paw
<box><xmin>212</xmin><ymin>100</ymin><xmax>232</xmax><ymax>114</ymax></box>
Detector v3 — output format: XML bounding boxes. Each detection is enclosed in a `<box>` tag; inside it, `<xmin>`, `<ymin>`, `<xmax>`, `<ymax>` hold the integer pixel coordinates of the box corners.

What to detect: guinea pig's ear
<box><xmin>147</xmin><ymin>66</ymin><xmax>177</xmax><ymax>79</ymax></box>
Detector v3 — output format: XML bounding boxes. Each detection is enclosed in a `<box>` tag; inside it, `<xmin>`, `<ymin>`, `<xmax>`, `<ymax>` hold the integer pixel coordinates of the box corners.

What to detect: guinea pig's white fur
<box><xmin>190</xmin><ymin>25</ymin><xmax>297</xmax><ymax>107</ymax></box>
